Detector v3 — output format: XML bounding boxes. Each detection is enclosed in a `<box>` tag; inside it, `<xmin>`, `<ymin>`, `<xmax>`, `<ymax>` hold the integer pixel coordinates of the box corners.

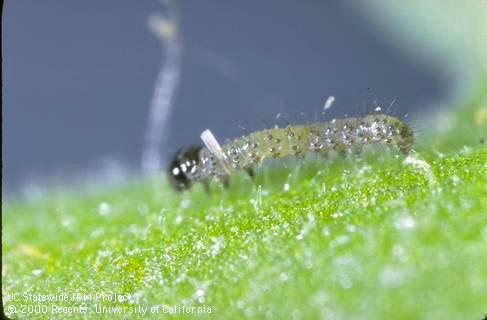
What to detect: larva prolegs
<box><xmin>202</xmin><ymin>179</ymin><xmax>211</xmax><ymax>193</ymax></box>
<box><xmin>244</xmin><ymin>167</ymin><xmax>255</xmax><ymax>179</ymax></box>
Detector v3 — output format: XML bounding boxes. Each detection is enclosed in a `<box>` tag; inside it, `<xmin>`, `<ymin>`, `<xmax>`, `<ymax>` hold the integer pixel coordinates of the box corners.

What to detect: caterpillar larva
<box><xmin>168</xmin><ymin>113</ymin><xmax>414</xmax><ymax>191</ymax></box>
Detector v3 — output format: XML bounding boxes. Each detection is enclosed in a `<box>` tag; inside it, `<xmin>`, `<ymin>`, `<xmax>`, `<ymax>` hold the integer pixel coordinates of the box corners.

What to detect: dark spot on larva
<box><xmin>249</xmin><ymin>152</ymin><xmax>261</xmax><ymax>162</ymax></box>
<box><xmin>275</xmin><ymin>138</ymin><xmax>281</xmax><ymax>144</ymax></box>
<box><xmin>480</xmin><ymin>138</ymin><xmax>485</xmax><ymax>144</ymax></box>
<box><xmin>292</xmin><ymin>145</ymin><xmax>298</xmax><ymax>151</ymax></box>
<box><xmin>310</xmin><ymin>142</ymin><xmax>322</xmax><ymax>150</ymax></box>
<box><xmin>266</xmin><ymin>134</ymin><xmax>273</xmax><ymax>141</ymax></box>
<box><xmin>287</xmin><ymin>128</ymin><xmax>295</xmax><ymax>138</ymax></box>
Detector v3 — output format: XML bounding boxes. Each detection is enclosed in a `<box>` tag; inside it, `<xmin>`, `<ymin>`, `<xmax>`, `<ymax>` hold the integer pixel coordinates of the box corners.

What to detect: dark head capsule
<box><xmin>167</xmin><ymin>145</ymin><xmax>203</xmax><ymax>191</ymax></box>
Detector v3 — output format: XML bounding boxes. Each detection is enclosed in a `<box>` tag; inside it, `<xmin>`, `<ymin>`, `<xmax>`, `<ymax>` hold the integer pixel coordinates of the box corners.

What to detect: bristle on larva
<box><xmin>168</xmin><ymin>114</ymin><xmax>414</xmax><ymax>191</ymax></box>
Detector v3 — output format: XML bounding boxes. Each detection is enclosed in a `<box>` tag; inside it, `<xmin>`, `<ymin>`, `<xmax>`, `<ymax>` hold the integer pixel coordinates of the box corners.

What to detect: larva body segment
<box><xmin>168</xmin><ymin>114</ymin><xmax>414</xmax><ymax>191</ymax></box>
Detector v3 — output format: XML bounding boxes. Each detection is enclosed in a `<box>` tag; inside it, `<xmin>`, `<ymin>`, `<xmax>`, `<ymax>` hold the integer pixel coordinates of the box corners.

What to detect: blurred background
<box><xmin>4</xmin><ymin>0</ymin><xmax>483</xmax><ymax>195</ymax></box>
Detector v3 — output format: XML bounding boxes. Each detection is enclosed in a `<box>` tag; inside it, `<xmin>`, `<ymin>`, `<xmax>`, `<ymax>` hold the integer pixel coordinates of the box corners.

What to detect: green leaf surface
<box><xmin>3</xmin><ymin>89</ymin><xmax>487</xmax><ymax>319</ymax></box>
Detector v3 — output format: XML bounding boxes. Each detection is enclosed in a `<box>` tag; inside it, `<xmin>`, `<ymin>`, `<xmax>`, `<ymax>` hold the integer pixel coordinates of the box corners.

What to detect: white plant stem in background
<box><xmin>142</xmin><ymin>0</ymin><xmax>183</xmax><ymax>173</ymax></box>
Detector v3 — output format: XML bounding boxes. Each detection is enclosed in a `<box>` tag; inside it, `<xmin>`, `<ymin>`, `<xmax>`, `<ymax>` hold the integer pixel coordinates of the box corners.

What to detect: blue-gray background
<box><xmin>3</xmin><ymin>0</ymin><xmax>448</xmax><ymax>194</ymax></box>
